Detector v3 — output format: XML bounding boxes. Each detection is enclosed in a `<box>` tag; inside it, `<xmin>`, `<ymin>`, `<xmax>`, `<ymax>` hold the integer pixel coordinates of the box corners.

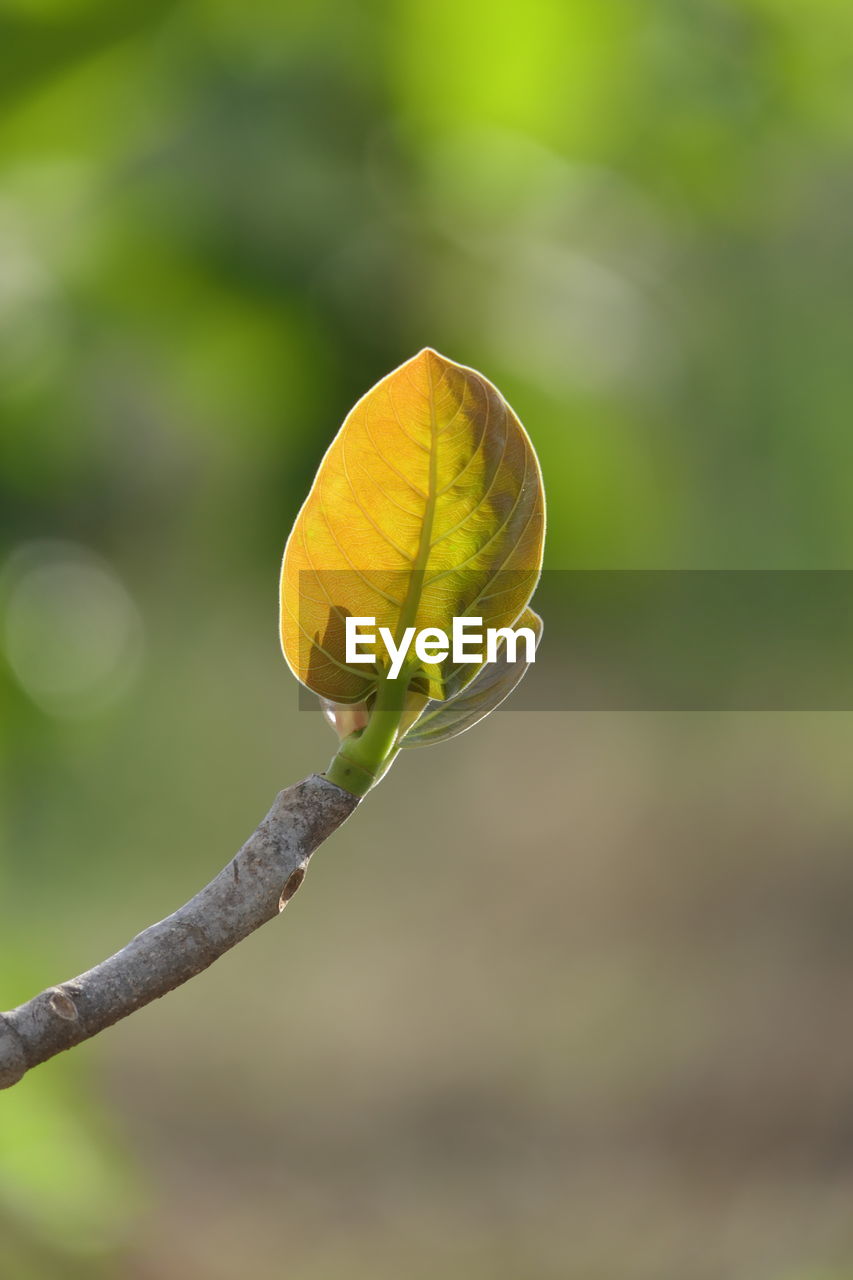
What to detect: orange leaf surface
<box><xmin>279</xmin><ymin>349</ymin><xmax>545</xmax><ymax>703</ymax></box>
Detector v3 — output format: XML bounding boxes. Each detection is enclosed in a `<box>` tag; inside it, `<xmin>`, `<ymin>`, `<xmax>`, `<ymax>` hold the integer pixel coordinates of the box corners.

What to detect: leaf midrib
<box><xmin>393</xmin><ymin>361</ymin><xmax>440</xmax><ymax>646</ymax></box>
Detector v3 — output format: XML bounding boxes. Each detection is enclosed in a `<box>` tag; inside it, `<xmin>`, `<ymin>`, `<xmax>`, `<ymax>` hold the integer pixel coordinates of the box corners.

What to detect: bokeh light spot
<box><xmin>1</xmin><ymin>541</ymin><xmax>144</xmax><ymax>718</ymax></box>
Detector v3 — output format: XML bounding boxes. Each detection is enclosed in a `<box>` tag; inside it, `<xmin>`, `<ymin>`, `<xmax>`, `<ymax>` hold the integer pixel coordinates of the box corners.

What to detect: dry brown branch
<box><xmin>0</xmin><ymin>775</ymin><xmax>358</xmax><ymax>1089</ymax></box>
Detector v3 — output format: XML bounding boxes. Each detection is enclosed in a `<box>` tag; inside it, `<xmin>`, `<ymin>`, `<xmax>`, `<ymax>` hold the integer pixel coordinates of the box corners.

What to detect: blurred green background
<box><xmin>2</xmin><ymin>1</ymin><xmax>853</xmax><ymax>1276</ymax></box>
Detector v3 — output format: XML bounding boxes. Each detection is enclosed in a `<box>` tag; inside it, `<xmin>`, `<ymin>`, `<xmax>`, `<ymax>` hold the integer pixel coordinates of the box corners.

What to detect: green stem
<box><xmin>325</xmin><ymin>672</ymin><xmax>409</xmax><ymax>797</ymax></box>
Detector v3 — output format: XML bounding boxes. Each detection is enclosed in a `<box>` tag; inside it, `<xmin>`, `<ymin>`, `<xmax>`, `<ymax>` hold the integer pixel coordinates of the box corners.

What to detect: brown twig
<box><xmin>0</xmin><ymin>775</ymin><xmax>358</xmax><ymax>1089</ymax></box>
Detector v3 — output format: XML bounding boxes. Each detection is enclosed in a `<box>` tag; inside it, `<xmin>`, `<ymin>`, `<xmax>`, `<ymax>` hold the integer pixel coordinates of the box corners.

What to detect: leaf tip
<box><xmin>410</xmin><ymin>346</ymin><xmax>452</xmax><ymax>375</ymax></box>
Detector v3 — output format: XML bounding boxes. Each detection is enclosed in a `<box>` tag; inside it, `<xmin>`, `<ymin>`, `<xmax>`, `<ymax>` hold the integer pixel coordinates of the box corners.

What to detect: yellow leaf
<box><xmin>279</xmin><ymin>349</ymin><xmax>545</xmax><ymax>702</ymax></box>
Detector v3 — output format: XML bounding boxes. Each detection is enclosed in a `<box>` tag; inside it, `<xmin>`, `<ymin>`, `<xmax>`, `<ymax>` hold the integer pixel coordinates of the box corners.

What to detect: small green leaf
<box><xmin>400</xmin><ymin>608</ymin><xmax>543</xmax><ymax>747</ymax></box>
